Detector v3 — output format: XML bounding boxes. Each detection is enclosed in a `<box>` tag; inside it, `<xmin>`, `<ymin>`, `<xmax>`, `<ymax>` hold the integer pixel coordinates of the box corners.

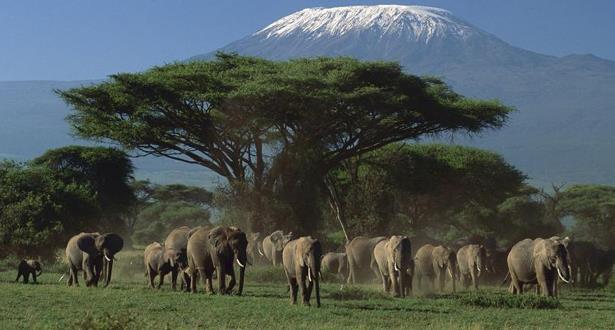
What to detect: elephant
<box><xmin>587</xmin><ymin>248</ymin><xmax>615</xmax><ymax>287</ymax></box>
<box><xmin>373</xmin><ymin>236</ymin><xmax>412</xmax><ymax>297</ymax></box>
<box><xmin>65</xmin><ymin>232</ymin><xmax>124</xmax><ymax>287</ymax></box>
<box><xmin>457</xmin><ymin>244</ymin><xmax>487</xmax><ymax>290</ymax></box>
<box><xmin>143</xmin><ymin>242</ymin><xmax>178</xmax><ymax>289</ymax></box>
<box><xmin>262</xmin><ymin>230</ymin><xmax>293</xmax><ymax>266</ymax></box>
<box><xmin>320</xmin><ymin>252</ymin><xmax>348</xmax><ymax>282</ymax></box>
<box><xmin>507</xmin><ymin>237</ymin><xmax>572</xmax><ymax>297</ymax></box>
<box><xmin>415</xmin><ymin>244</ymin><xmax>457</xmax><ymax>293</ymax></box>
<box><xmin>247</xmin><ymin>232</ymin><xmax>264</xmax><ymax>265</ymax></box>
<box><xmin>282</xmin><ymin>236</ymin><xmax>322</xmax><ymax>307</ymax></box>
<box><xmin>187</xmin><ymin>226</ymin><xmax>248</xmax><ymax>295</ymax></box>
<box><xmin>345</xmin><ymin>236</ymin><xmax>386</xmax><ymax>284</ymax></box>
<box><xmin>164</xmin><ymin>226</ymin><xmax>192</xmax><ymax>290</ymax></box>
<box><xmin>15</xmin><ymin>259</ymin><xmax>42</xmax><ymax>284</ymax></box>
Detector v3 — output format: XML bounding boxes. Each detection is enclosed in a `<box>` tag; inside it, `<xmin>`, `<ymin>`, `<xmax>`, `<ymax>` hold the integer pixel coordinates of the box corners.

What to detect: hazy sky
<box><xmin>1</xmin><ymin>0</ymin><xmax>614</xmax><ymax>81</ymax></box>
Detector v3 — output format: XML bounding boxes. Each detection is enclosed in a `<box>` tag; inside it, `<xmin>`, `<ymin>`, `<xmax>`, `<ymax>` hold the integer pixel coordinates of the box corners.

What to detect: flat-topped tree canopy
<box><xmin>58</xmin><ymin>53</ymin><xmax>511</xmax><ymax>184</ymax></box>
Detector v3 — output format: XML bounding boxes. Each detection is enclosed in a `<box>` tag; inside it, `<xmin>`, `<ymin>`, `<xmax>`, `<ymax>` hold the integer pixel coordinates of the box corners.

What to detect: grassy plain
<box><xmin>1</xmin><ymin>252</ymin><xmax>614</xmax><ymax>329</ymax></box>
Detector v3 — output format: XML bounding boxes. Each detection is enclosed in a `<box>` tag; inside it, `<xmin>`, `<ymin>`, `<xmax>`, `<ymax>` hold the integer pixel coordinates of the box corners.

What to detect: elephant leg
<box><xmin>347</xmin><ymin>259</ymin><xmax>355</xmax><ymax>284</ymax></box>
<box><xmin>190</xmin><ymin>268</ymin><xmax>198</xmax><ymax>293</ymax></box>
<box><xmin>196</xmin><ymin>268</ymin><xmax>208</xmax><ymax>294</ymax></box>
<box><xmin>183</xmin><ymin>271</ymin><xmax>192</xmax><ymax>292</ymax></box>
<box><xmin>157</xmin><ymin>273</ymin><xmax>165</xmax><ymax>289</ymax></box>
<box><xmin>470</xmin><ymin>270</ymin><xmax>478</xmax><ymax>290</ymax></box>
<box><xmin>217</xmin><ymin>268</ymin><xmax>226</xmax><ymax>294</ymax></box>
<box><xmin>171</xmin><ymin>269</ymin><xmax>178</xmax><ymax>291</ymax></box>
<box><xmin>32</xmin><ymin>272</ymin><xmax>37</xmax><ymax>283</ymax></box>
<box><xmin>227</xmin><ymin>268</ymin><xmax>236</xmax><ymax>294</ymax></box>
<box><xmin>298</xmin><ymin>268</ymin><xmax>310</xmax><ymax>306</ymax></box>
<box><xmin>23</xmin><ymin>272</ymin><xmax>29</xmax><ymax>284</ymax></box>
<box><xmin>388</xmin><ymin>265</ymin><xmax>399</xmax><ymax>296</ymax></box>
<box><xmin>290</xmin><ymin>277</ymin><xmax>298</xmax><ymax>305</ymax></box>
<box><xmin>148</xmin><ymin>269</ymin><xmax>156</xmax><ymax>289</ymax></box>
<box><xmin>15</xmin><ymin>271</ymin><xmax>21</xmax><ymax>282</ymax></box>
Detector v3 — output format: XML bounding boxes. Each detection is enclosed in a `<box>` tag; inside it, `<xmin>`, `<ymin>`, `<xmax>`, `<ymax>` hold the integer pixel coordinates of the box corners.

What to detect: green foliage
<box><xmin>59</xmin><ymin>53</ymin><xmax>512</xmax><ymax>233</ymax></box>
<box><xmin>132</xmin><ymin>201</ymin><xmax>210</xmax><ymax>244</ymax></box>
<box><xmin>330</xmin><ymin>143</ymin><xmax>526</xmax><ymax>239</ymax></box>
<box><xmin>559</xmin><ymin>184</ymin><xmax>615</xmax><ymax>248</ymax></box>
<box><xmin>0</xmin><ymin>146</ymin><xmax>135</xmax><ymax>258</ymax></box>
<box><xmin>129</xmin><ymin>182</ymin><xmax>213</xmax><ymax>245</ymax></box>
<box><xmin>458</xmin><ymin>292</ymin><xmax>561</xmax><ymax>309</ymax></box>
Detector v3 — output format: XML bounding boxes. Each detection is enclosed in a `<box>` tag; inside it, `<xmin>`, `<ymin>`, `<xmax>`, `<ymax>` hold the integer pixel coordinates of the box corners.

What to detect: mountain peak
<box><xmin>255</xmin><ymin>5</ymin><xmax>477</xmax><ymax>43</ymax></box>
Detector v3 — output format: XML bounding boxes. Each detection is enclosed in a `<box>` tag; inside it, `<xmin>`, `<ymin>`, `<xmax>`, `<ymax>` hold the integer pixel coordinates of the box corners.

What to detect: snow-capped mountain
<box><xmin>256</xmin><ymin>6</ymin><xmax>475</xmax><ymax>43</ymax></box>
<box><xmin>190</xmin><ymin>5</ymin><xmax>615</xmax><ymax>185</ymax></box>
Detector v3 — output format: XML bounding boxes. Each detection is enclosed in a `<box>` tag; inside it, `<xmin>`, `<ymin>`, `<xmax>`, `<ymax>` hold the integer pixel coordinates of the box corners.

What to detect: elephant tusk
<box><xmin>58</xmin><ymin>274</ymin><xmax>65</xmax><ymax>282</ymax></box>
<box><xmin>394</xmin><ymin>263</ymin><xmax>400</xmax><ymax>272</ymax></box>
<box><xmin>477</xmin><ymin>264</ymin><xmax>481</xmax><ymax>273</ymax></box>
<box><xmin>557</xmin><ymin>267</ymin><xmax>570</xmax><ymax>283</ymax></box>
<box><xmin>308</xmin><ymin>267</ymin><xmax>313</xmax><ymax>282</ymax></box>
<box><xmin>258</xmin><ymin>248</ymin><xmax>264</xmax><ymax>256</ymax></box>
<box><xmin>104</xmin><ymin>255</ymin><xmax>112</xmax><ymax>262</ymax></box>
<box><xmin>237</xmin><ymin>259</ymin><xmax>245</xmax><ymax>268</ymax></box>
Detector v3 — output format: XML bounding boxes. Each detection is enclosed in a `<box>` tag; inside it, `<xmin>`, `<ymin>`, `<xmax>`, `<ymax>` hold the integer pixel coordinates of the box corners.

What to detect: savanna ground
<box><xmin>1</xmin><ymin>250</ymin><xmax>614</xmax><ymax>329</ymax></box>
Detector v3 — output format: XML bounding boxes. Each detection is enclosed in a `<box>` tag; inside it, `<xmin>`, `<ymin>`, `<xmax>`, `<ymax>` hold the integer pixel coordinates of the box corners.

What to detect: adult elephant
<box><xmin>247</xmin><ymin>232</ymin><xmax>264</xmax><ymax>265</ymax></box>
<box><xmin>373</xmin><ymin>236</ymin><xmax>412</xmax><ymax>297</ymax></box>
<box><xmin>507</xmin><ymin>237</ymin><xmax>571</xmax><ymax>297</ymax></box>
<box><xmin>262</xmin><ymin>230</ymin><xmax>293</xmax><ymax>266</ymax></box>
<box><xmin>345</xmin><ymin>236</ymin><xmax>386</xmax><ymax>284</ymax></box>
<box><xmin>415</xmin><ymin>244</ymin><xmax>457</xmax><ymax>293</ymax></box>
<box><xmin>143</xmin><ymin>242</ymin><xmax>177</xmax><ymax>289</ymax></box>
<box><xmin>282</xmin><ymin>236</ymin><xmax>322</xmax><ymax>307</ymax></box>
<box><xmin>187</xmin><ymin>226</ymin><xmax>248</xmax><ymax>295</ymax></box>
<box><xmin>457</xmin><ymin>244</ymin><xmax>488</xmax><ymax>290</ymax></box>
<box><xmin>164</xmin><ymin>226</ymin><xmax>192</xmax><ymax>290</ymax></box>
<box><xmin>321</xmin><ymin>252</ymin><xmax>348</xmax><ymax>282</ymax></box>
<box><xmin>65</xmin><ymin>232</ymin><xmax>124</xmax><ymax>287</ymax></box>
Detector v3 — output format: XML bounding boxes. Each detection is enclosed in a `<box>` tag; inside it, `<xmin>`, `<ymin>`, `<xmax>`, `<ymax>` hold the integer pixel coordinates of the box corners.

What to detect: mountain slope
<box><xmin>191</xmin><ymin>5</ymin><xmax>615</xmax><ymax>185</ymax></box>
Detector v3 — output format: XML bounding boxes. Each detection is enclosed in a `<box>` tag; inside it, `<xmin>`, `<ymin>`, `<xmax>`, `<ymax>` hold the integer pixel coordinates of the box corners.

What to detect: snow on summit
<box><xmin>255</xmin><ymin>5</ymin><xmax>476</xmax><ymax>43</ymax></box>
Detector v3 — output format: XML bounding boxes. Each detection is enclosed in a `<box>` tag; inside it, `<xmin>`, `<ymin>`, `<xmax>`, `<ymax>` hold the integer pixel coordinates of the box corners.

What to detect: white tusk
<box><xmin>394</xmin><ymin>263</ymin><xmax>400</xmax><ymax>272</ymax></box>
<box><xmin>58</xmin><ymin>274</ymin><xmax>65</xmax><ymax>282</ymax></box>
<box><xmin>308</xmin><ymin>267</ymin><xmax>313</xmax><ymax>282</ymax></box>
<box><xmin>104</xmin><ymin>255</ymin><xmax>111</xmax><ymax>262</ymax></box>
<box><xmin>237</xmin><ymin>259</ymin><xmax>245</xmax><ymax>268</ymax></box>
<box><xmin>477</xmin><ymin>264</ymin><xmax>481</xmax><ymax>273</ymax></box>
<box><xmin>557</xmin><ymin>267</ymin><xmax>570</xmax><ymax>283</ymax></box>
<box><xmin>258</xmin><ymin>248</ymin><xmax>264</xmax><ymax>256</ymax></box>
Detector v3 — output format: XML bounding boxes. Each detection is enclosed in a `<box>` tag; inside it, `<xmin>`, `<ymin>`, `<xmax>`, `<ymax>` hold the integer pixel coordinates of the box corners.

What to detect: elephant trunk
<box><xmin>310</xmin><ymin>256</ymin><xmax>321</xmax><ymax>307</ymax></box>
<box><xmin>104</xmin><ymin>257</ymin><xmax>113</xmax><ymax>288</ymax></box>
<box><xmin>238</xmin><ymin>264</ymin><xmax>245</xmax><ymax>296</ymax></box>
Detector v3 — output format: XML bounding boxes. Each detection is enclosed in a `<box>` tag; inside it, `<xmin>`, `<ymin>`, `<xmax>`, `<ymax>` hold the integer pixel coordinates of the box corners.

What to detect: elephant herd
<box><xmin>13</xmin><ymin>227</ymin><xmax>614</xmax><ymax>305</ymax></box>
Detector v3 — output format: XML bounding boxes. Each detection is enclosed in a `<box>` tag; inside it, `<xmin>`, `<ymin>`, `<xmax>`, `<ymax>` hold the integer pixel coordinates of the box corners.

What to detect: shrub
<box><xmin>458</xmin><ymin>292</ymin><xmax>561</xmax><ymax>309</ymax></box>
<box><xmin>329</xmin><ymin>286</ymin><xmax>392</xmax><ymax>301</ymax></box>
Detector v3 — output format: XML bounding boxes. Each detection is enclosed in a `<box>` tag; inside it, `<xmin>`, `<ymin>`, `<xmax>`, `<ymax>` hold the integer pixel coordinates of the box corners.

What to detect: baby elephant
<box><xmin>321</xmin><ymin>252</ymin><xmax>348</xmax><ymax>282</ymax></box>
<box><xmin>16</xmin><ymin>259</ymin><xmax>42</xmax><ymax>284</ymax></box>
<box><xmin>144</xmin><ymin>242</ymin><xmax>178</xmax><ymax>289</ymax></box>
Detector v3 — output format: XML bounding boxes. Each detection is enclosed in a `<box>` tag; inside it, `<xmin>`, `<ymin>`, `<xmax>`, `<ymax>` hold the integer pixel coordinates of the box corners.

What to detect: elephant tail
<box><xmin>500</xmin><ymin>272</ymin><xmax>510</xmax><ymax>287</ymax></box>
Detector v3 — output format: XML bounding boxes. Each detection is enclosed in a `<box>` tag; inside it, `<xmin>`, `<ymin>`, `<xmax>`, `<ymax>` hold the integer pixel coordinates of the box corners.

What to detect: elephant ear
<box><xmin>97</xmin><ymin>233</ymin><xmax>124</xmax><ymax>255</ymax></box>
<box><xmin>77</xmin><ymin>235</ymin><xmax>99</xmax><ymax>255</ymax></box>
<box><xmin>208</xmin><ymin>227</ymin><xmax>226</xmax><ymax>248</ymax></box>
<box><xmin>271</xmin><ymin>230</ymin><xmax>283</xmax><ymax>242</ymax></box>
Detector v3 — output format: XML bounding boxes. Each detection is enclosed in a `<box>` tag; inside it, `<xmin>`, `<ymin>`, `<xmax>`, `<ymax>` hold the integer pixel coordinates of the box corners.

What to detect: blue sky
<box><xmin>1</xmin><ymin>0</ymin><xmax>614</xmax><ymax>81</ymax></box>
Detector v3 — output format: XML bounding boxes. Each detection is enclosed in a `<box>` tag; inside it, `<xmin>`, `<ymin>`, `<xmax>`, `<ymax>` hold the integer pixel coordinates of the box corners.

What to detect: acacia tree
<box><xmin>559</xmin><ymin>184</ymin><xmax>615</xmax><ymax>249</ymax></box>
<box><xmin>58</xmin><ymin>53</ymin><xmax>512</xmax><ymax>236</ymax></box>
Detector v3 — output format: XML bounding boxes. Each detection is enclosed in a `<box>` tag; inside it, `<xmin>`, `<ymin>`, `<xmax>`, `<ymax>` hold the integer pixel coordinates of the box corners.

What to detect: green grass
<box><xmin>1</xmin><ymin>255</ymin><xmax>615</xmax><ymax>329</ymax></box>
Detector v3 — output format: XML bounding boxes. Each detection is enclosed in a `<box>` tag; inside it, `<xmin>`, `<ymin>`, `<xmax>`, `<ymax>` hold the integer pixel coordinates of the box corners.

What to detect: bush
<box><xmin>458</xmin><ymin>292</ymin><xmax>561</xmax><ymax>309</ymax></box>
<box><xmin>72</xmin><ymin>312</ymin><xmax>143</xmax><ymax>330</ymax></box>
<box><xmin>329</xmin><ymin>286</ymin><xmax>392</xmax><ymax>301</ymax></box>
